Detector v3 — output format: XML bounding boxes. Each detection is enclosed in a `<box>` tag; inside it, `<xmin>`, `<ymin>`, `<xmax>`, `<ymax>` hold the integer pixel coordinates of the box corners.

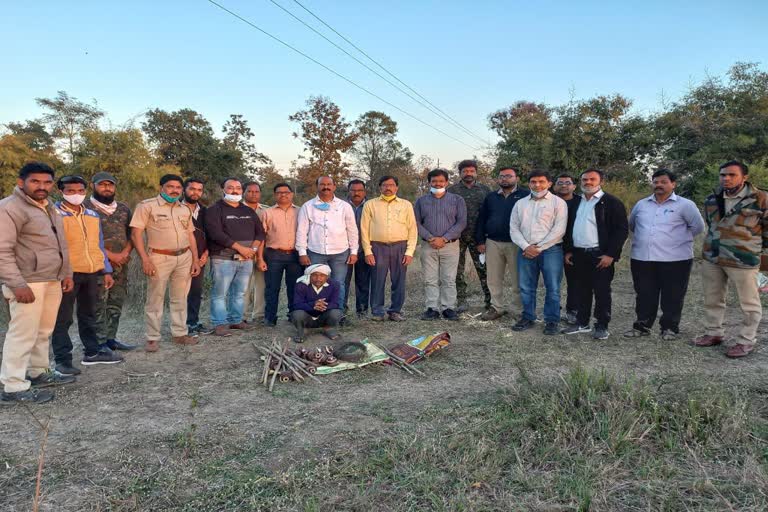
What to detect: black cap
<box><xmin>92</xmin><ymin>172</ymin><xmax>117</xmax><ymax>185</ymax></box>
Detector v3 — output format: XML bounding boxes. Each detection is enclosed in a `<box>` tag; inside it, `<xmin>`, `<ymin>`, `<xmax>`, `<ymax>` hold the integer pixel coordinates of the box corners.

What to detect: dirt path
<box><xmin>1</xmin><ymin>261</ymin><xmax>767</xmax><ymax>511</ymax></box>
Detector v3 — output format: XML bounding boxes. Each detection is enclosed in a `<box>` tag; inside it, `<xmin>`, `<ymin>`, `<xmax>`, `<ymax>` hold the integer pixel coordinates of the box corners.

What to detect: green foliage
<box><xmin>35</xmin><ymin>90</ymin><xmax>104</xmax><ymax>164</ymax></box>
<box><xmin>75</xmin><ymin>128</ymin><xmax>177</xmax><ymax>203</ymax></box>
<box><xmin>142</xmin><ymin>108</ymin><xmax>245</xmax><ymax>193</ymax></box>
<box><xmin>0</xmin><ymin>134</ymin><xmax>61</xmax><ymax>196</ymax></box>
<box><xmin>289</xmin><ymin>96</ymin><xmax>359</xmax><ymax>191</ymax></box>
<box><xmin>351</xmin><ymin>111</ymin><xmax>414</xmax><ymax>190</ymax></box>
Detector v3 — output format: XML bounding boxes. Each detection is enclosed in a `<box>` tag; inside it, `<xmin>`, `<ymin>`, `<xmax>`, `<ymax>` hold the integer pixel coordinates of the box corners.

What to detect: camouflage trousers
<box><xmin>96</xmin><ymin>264</ymin><xmax>127</xmax><ymax>342</ymax></box>
<box><xmin>456</xmin><ymin>233</ymin><xmax>491</xmax><ymax>307</ymax></box>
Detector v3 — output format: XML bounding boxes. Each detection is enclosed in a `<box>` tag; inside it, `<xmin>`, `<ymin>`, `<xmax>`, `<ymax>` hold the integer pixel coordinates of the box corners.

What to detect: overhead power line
<box><xmin>269</xmin><ymin>0</ymin><xmax>488</xmax><ymax>146</ymax></box>
<box><xmin>291</xmin><ymin>0</ymin><xmax>489</xmax><ymax>146</ymax></box>
<box><xmin>205</xmin><ymin>0</ymin><xmax>482</xmax><ymax>151</ymax></box>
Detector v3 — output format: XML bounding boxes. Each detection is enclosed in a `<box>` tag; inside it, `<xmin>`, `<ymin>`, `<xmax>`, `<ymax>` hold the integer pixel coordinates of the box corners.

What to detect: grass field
<box><xmin>1</xmin><ymin>254</ymin><xmax>767</xmax><ymax>511</ymax></box>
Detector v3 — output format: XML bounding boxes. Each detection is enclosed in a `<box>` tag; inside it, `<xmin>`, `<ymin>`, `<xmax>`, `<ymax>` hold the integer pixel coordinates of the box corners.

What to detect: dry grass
<box><xmin>1</xmin><ymin>253</ymin><xmax>768</xmax><ymax>511</ymax></box>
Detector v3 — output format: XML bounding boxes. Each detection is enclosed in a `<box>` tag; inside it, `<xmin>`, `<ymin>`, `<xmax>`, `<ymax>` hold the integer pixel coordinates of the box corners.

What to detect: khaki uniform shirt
<box><xmin>129</xmin><ymin>195</ymin><xmax>193</xmax><ymax>251</ymax></box>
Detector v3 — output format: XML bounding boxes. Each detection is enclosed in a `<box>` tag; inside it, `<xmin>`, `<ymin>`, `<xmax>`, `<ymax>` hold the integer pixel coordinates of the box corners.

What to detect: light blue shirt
<box><xmin>572</xmin><ymin>189</ymin><xmax>603</xmax><ymax>248</ymax></box>
<box><xmin>629</xmin><ymin>193</ymin><xmax>706</xmax><ymax>261</ymax></box>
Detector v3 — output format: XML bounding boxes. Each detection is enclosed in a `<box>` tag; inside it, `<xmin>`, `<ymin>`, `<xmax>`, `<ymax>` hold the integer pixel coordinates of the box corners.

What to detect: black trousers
<box><xmin>563</xmin><ymin>259</ymin><xmax>578</xmax><ymax>313</ymax></box>
<box><xmin>630</xmin><ymin>259</ymin><xmax>693</xmax><ymax>333</ymax></box>
<box><xmin>344</xmin><ymin>251</ymin><xmax>372</xmax><ymax>313</ymax></box>
<box><xmin>187</xmin><ymin>264</ymin><xmax>206</xmax><ymax>327</ymax></box>
<box><xmin>52</xmin><ymin>272</ymin><xmax>103</xmax><ymax>364</ymax></box>
<box><xmin>572</xmin><ymin>249</ymin><xmax>615</xmax><ymax>329</ymax></box>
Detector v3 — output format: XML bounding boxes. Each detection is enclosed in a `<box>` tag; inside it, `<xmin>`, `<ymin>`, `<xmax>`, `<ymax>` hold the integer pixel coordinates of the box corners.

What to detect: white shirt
<box><xmin>572</xmin><ymin>189</ymin><xmax>604</xmax><ymax>249</ymax></box>
<box><xmin>296</xmin><ymin>196</ymin><xmax>359</xmax><ymax>256</ymax></box>
<box><xmin>509</xmin><ymin>191</ymin><xmax>567</xmax><ymax>251</ymax></box>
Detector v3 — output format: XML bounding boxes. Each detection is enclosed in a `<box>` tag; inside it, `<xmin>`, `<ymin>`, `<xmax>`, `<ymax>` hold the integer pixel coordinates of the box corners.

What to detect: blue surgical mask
<box><xmin>430</xmin><ymin>187</ymin><xmax>446</xmax><ymax>195</ymax></box>
<box><xmin>314</xmin><ymin>202</ymin><xmax>331</xmax><ymax>211</ymax></box>
<box><xmin>161</xmin><ymin>191</ymin><xmax>180</xmax><ymax>203</ymax></box>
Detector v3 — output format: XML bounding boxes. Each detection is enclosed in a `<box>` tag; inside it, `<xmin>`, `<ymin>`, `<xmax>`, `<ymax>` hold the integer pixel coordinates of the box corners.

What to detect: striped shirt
<box><xmin>414</xmin><ymin>192</ymin><xmax>467</xmax><ymax>241</ymax></box>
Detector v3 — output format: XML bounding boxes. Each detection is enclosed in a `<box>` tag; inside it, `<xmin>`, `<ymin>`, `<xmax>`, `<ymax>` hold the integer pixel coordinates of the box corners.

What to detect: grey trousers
<box><xmin>420</xmin><ymin>241</ymin><xmax>460</xmax><ymax>310</ymax></box>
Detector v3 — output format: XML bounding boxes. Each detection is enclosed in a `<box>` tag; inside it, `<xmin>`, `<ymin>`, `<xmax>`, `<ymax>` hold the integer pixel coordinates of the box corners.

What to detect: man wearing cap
<box><xmin>52</xmin><ymin>175</ymin><xmax>124</xmax><ymax>374</ymax></box>
<box><xmin>289</xmin><ymin>264</ymin><xmax>342</xmax><ymax>343</ymax></box>
<box><xmin>0</xmin><ymin>162</ymin><xmax>75</xmax><ymax>405</ymax></box>
<box><xmin>84</xmin><ymin>171</ymin><xmax>137</xmax><ymax>352</ymax></box>
<box><xmin>130</xmin><ymin>174</ymin><xmax>201</xmax><ymax>352</ymax></box>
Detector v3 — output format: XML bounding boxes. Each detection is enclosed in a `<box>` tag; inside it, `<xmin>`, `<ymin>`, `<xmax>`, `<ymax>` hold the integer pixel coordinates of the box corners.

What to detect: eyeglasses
<box><xmin>499</xmin><ymin>174</ymin><xmax>516</xmax><ymax>179</ymax></box>
<box><xmin>555</xmin><ymin>181</ymin><xmax>574</xmax><ymax>186</ymax></box>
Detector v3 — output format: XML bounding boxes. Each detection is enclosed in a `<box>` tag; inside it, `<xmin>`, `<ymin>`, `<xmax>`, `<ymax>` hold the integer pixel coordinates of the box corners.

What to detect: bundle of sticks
<box><xmin>253</xmin><ymin>340</ymin><xmax>323</xmax><ymax>392</ymax></box>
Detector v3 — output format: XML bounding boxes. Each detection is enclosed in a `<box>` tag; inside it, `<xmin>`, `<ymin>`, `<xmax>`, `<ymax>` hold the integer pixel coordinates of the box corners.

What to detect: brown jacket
<box><xmin>0</xmin><ymin>186</ymin><xmax>72</xmax><ymax>289</ymax></box>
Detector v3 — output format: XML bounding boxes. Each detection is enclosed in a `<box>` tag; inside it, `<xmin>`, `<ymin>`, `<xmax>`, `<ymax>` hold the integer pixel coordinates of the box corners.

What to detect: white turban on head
<box><xmin>296</xmin><ymin>263</ymin><xmax>332</xmax><ymax>285</ymax></box>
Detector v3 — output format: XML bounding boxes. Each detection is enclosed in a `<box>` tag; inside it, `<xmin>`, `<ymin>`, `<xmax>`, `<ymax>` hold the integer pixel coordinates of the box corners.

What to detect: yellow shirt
<box><xmin>360</xmin><ymin>196</ymin><xmax>418</xmax><ymax>257</ymax></box>
<box><xmin>129</xmin><ymin>195</ymin><xmax>194</xmax><ymax>251</ymax></box>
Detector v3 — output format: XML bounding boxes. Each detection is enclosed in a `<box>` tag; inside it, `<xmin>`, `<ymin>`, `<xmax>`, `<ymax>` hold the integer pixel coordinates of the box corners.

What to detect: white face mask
<box><xmin>430</xmin><ymin>187</ymin><xmax>446</xmax><ymax>195</ymax></box>
<box><xmin>581</xmin><ymin>185</ymin><xmax>600</xmax><ymax>195</ymax></box>
<box><xmin>224</xmin><ymin>193</ymin><xmax>243</xmax><ymax>203</ymax></box>
<box><xmin>64</xmin><ymin>193</ymin><xmax>86</xmax><ymax>206</ymax></box>
<box><xmin>530</xmin><ymin>189</ymin><xmax>548</xmax><ymax>199</ymax></box>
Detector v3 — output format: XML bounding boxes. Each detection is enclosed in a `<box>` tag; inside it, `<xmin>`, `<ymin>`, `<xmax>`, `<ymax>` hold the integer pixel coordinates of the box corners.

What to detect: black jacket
<box><xmin>563</xmin><ymin>192</ymin><xmax>629</xmax><ymax>260</ymax></box>
<box><xmin>475</xmin><ymin>187</ymin><xmax>530</xmax><ymax>244</ymax></box>
<box><xmin>205</xmin><ymin>200</ymin><xmax>265</xmax><ymax>257</ymax></box>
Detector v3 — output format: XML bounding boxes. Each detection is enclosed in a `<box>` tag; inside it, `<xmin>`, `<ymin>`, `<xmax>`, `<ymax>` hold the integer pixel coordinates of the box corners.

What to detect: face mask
<box><xmin>430</xmin><ymin>187</ymin><xmax>446</xmax><ymax>195</ymax></box>
<box><xmin>223</xmin><ymin>193</ymin><xmax>242</xmax><ymax>203</ymax></box>
<box><xmin>581</xmin><ymin>185</ymin><xmax>600</xmax><ymax>195</ymax></box>
<box><xmin>314</xmin><ymin>202</ymin><xmax>331</xmax><ymax>211</ymax></box>
<box><xmin>64</xmin><ymin>193</ymin><xmax>86</xmax><ymax>206</ymax></box>
<box><xmin>380</xmin><ymin>193</ymin><xmax>396</xmax><ymax>202</ymax></box>
<box><xmin>160</xmin><ymin>191</ymin><xmax>180</xmax><ymax>203</ymax></box>
<box><xmin>530</xmin><ymin>189</ymin><xmax>548</xmax><ymax>199</ymax></box>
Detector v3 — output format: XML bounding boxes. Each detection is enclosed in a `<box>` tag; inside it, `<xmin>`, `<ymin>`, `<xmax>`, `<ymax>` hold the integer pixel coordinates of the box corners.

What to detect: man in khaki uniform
<box><xmin>242</xmin><ymin>181</ymin><xmax>267</xmax><ymax>324</ymax></box>
<box><xmin>130</xmin><ymin>174</ymin><xmax>200</xmax><ymax>352</ymax></box>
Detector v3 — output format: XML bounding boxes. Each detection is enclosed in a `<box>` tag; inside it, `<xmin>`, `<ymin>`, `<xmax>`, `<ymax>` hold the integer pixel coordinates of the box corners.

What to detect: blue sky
<box><xmin>2</xmin><ymin>0</ymin><xmax>767</xmax><ymax>171</ymax></box>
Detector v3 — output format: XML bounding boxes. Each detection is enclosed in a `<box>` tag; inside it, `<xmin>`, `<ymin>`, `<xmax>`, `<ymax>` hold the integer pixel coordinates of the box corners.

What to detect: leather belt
<box><xmin>574</xmin><ymin>247</ymin><xmax>601</xmax><ymax>254</ymax></box>
<box><xmin>372</xmin><ymin>240</ymin><xmax>407</xmax><ymax>246</ymax></box>
<box><xmin>150</xmin><ymin>247</ymin><xmax>190</xmax><ymax>256</ymax></box>
<box><xmin>267</xmin><ymin>247</ymin><xmax>297</xmax><ymax>254</ymax></box>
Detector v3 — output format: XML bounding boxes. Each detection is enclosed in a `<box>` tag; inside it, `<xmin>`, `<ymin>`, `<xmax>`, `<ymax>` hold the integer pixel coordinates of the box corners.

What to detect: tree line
<box><xmin>1</xmin><ymin>62</ymin><xmax>766</xmax><ymax>207</ymax></box>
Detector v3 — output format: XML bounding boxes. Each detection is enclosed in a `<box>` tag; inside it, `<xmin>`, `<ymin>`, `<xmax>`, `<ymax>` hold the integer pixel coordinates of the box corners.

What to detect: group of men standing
<box><xmin>1</xmin><ymin>158</ymin><xmax>766</xmax><ymax>405</ymax></box>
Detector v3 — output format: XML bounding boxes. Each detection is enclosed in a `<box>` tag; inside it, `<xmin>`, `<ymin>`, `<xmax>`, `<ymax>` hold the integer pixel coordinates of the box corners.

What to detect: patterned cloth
<box><xmin>702</xmin><ymin>182</ymin><xmax>768</xmax><ymax>268</ymax></box>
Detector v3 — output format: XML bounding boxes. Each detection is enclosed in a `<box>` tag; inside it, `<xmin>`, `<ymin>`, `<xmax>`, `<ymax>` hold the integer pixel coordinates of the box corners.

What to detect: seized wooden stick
<box><xmin>268</xmin><ymin>345</ymin><xmax>284</xmax><ymax>392</ymax></box>
<box><xmin>253</xmin><ymin>342</ymin><xmax>272</xmax><ymax>386</ymax></box>
<box><xmin>383</xmin><ymin>348</ymin><xmax>426</xmax><ymax>376</ymax></box>
<box><xmin>255</xmin><ymin>344</ymin><xmax>323</xmax><ymax>384</ymax></box>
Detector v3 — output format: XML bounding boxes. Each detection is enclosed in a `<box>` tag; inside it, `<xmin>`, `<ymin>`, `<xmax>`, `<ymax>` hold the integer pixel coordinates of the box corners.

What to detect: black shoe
<box><xmin>442</xmin><ymin>309</ymin><xmax>459</xmax><ymax>321</ymax></box>
<box><xmin>55</xmin><ymin>363</ymin><xmax>81</xmax><ymax>376</ymax></box>
<box><xmin>420</xmin><ymin>308</ymin><xmax>440</xmax><ymax>321</ymax></box>
<box><xmin>105</xmin><ymin>339</ymin><xmax>138</xmax><ymax>351</ymax></box>
<box><xmin>29</xmin><ymin>370</ymin><xmax>76</xmax><ymax>388</ymax></box>
<box><xmin>82</xmin><ymin>348</ymin><xmax>124</xmax><ymax>366</ymax></box>
<box><xmin>543</xmin><ymin>322</ymin><xmax>559</xmax><ymax>335</ymax></box>
<box><xmin>512</xmin><ymin>318</ymin><xmax>535</xmax><ymax>331</ymax></box>
<box><xmin>263</xmin><ymin>319</ymin><xmax>277</xmax><ymax>327</ymax></box>
<box><xmin>0</xmin><ymin>388</ymin><xmax>55</xmax><ymax>405</ymax></box>
<box><xmin>194</xmin><ymin>323</ymin><xmax>216</xmax><ymax>335</ymax></box>
<box><xmin>592</xmin><ymin>326</ymin><xmax>610</xmax><ymax>340</ymax></box>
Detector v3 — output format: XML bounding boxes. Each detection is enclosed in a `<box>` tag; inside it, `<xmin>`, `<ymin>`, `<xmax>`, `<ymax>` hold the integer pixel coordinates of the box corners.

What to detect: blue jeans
<box><xmin>517</xmin><ymin>245</ymin><xmax>563</xmax><ymax>324</ymax></box>
<box><xmin>210</xmin><ymin>259</ymin><xmax>253</xmax><ymax>326</ymax></box>
<box><xmin>264</xmin><ymin>248</ymin><xmax>304</xmax><ymax>323</ymax></box>
<box><xmin>307</xmin><ymin>249</ymin><xmax>350</xmax><ymax>303</ymax></box>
